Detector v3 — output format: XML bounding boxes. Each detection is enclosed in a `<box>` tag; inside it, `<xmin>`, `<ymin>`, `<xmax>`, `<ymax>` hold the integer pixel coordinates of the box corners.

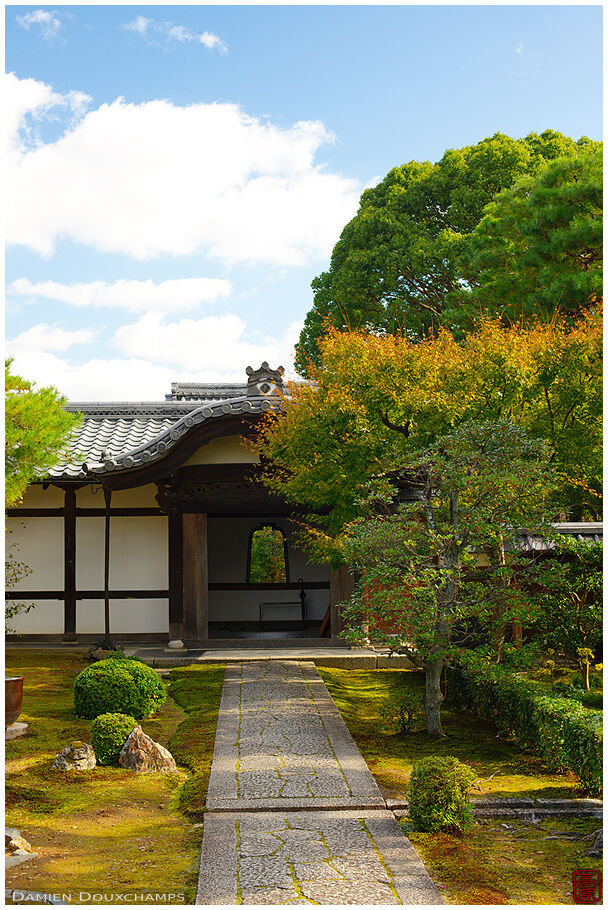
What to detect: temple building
<box><xmin>6</xmin><ymin>364</ymin><xmax>353</xmax><ymax>647</ymax></box>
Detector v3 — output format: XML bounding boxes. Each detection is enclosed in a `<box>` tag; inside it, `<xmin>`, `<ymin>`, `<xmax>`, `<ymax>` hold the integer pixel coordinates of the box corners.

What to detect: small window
<box><xmin>247</xmin><ymin>525</ymin><xmax>288</xmax><ymax>584</ymax></box>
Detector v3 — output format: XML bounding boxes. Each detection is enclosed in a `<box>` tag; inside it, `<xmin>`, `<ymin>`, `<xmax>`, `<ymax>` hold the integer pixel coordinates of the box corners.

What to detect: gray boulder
<box><xmin>52</xmin><ymin>741</ymin><xmax>96</xmax><ymax>771</ymax></box>
<box><xmin>119</xmin><ymin>725</ymin><xmax>177</xmax><ymax>773</ymax></box>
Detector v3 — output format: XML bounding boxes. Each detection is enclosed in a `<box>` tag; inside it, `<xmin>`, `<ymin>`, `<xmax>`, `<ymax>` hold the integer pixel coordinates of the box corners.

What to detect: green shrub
<box><xmin>380</xmin><ymin>693</ymin><xmax>423</xmax><ymax>734</ymax></box>
<box><xmin>408</xmin><ymin>756</ymin><xmax>476</xmax><ymax>834</ymax></box>
<box><xmin>90</xmin><ymin>713</ymin><xmax>136</xmax><ymax>765</ymax></box>
<box><xmin>74</xmin><ymin>657</ymin><xmax>166</xmax><ymax>720</ymax></box>
<box><xmin>447</xmin><ymin>654</ymin><xmax>603</xmax><ymax>797</ymax></box>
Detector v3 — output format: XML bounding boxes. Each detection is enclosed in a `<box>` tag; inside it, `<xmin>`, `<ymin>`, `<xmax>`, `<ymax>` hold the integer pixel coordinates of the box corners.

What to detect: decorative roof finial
<box><xmin>246</xmin><ymin>363</ymin><xmax>285</xmax><ymax>397</ymax></box>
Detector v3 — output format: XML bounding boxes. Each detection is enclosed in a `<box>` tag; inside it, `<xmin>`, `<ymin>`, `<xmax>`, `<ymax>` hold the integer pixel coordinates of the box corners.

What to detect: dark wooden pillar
<box><xmin>168</xmin><ymin>486</ymin><xmax>184</xmax><ymax>642</ymax></box>
<box><xmin>183</xmin><ymin>513</ymin><xmax>208</xmax><ymax>642</ymax></box>
<box><xmin>329</xmin><ymin>566</ymin><xmax>354</xmax><ymax>639</ymax></box>
<box><xmin>63</xmin><ymin>488</ymin><xmax>77</xmax><ymax>641</ymax></box>
<box><xmin>103</xmin><ymin>487</ymin><xmax>112</xmax><ymax>643</ymax></box>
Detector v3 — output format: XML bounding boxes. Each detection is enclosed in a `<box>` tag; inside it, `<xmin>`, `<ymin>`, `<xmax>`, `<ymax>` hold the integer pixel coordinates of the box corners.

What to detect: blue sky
<box><xmin>6</xmin><ymin>4</ymin><xmax>603</xmax><ymax>399</ymax></box>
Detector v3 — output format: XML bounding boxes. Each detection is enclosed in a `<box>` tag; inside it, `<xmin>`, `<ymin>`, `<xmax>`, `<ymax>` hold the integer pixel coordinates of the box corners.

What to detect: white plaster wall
<box><xmin>76</xmin><ymin>483</ymin><xmax>159</xmax><ymax>507</ymax></box>
<box><xmin>76</xmin><ymin>516</ymin><xmax>168</xmax><ymax>589</ymax></box>
<box><xmin>76</xmin><ymin>599</ymin><xmax>169</xmax><ymax>634</ymax></box>
<box><xmin>7</xmin><ymin>600</ymin><xmax>64</xmax><ymax>634</ymax></box>
<box><xmin>183</xmin><ymin>435</ymin><xmax>259</xmax><ymax>466</ymax></box>
<box><xmin>19</xmin><ymin>484</ymin><xmax>65</xmax><ymax>508</ymax></box>
<box><xmin>6</xmin><ymin>517</ymin><xmax>63</xmax><ymax>589</ymax></box>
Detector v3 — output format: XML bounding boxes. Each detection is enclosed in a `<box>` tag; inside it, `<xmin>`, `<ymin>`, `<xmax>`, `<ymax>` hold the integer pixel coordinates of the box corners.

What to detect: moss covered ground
<box><xmin>319</xmin><ymin>668</ymin><xmax>583</xmax><ymax>798</ymax></box>
<box><xmin>407</xmin><ymin>817</ymin><xmax>602</xmax><ymax>904</ymax></box>
<box><xmin>5</xmin><ymin>650</ymin><xmax>224</xmax><ymax>904</ymax></box>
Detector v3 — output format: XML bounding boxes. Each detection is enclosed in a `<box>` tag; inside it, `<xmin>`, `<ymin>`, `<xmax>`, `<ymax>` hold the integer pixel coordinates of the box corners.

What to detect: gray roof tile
<box><xmin>49</xmin><ymin>393</ymin><xmax>282</xmax><ymax>480</ymax></box>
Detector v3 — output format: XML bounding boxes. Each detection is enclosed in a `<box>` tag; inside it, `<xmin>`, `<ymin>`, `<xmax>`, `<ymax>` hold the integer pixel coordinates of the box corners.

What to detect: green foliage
<box><xmin>339</xmin><ymin>419</ymin><xmax>552</xmax><ymax>734</ymax></box>
<box><xmin>74</xmin><ymin>657</ymin><xmax>166</xmax><ymax>720</ymax></box>
<box><xmin>408</xmin><ymin>756</ymin><xmax>476</xmax><ymax>834</ymax></box>
<box><xmin>296</xmin><ymin>130</ymin><xmax>593</xmax><ymax>373</ymax></box>
<box><xmin>380</xmin><ymin>693</ymin><xmax>423</xmax><ymax>734</ymax></box>
<box><xmin>5</xmin><ymin>358</ymin><xmax>80</xmax><ymax>508</ymax></box>
<box><xmin>447</xmin><ymin>655</ymin><xmax>603</xmax><ymax>796</ymax></box>
<box><xmin>249</xmin><ymin>526</ymin><xmax>287</xmax><ymax>583</ymax></box>
<box><xmin>529</xmin><ymin>537</ymin><xmax>602</xmax><ymax>667</ymax></box>
<box><xmin>90</xmin><ymin>712</ymin><xmax>136</xmax><ymax>765</ymax></box>
<box><xmin>465</xmin><ymin>144</ymin><xmax>602</xmax><ymax>318</ymax></box>
<box><xmin>5</xmin><ymin>536</ymin><xmax>33</xmax><ymax>633</ymax></box>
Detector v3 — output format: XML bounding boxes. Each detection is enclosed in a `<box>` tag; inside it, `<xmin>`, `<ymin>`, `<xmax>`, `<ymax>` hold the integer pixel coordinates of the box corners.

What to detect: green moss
<box><xmin>407</xmin><ymin>817</ymin><xmax>602</xmax><ymax>904</ymax></box>
<box><xmin>166</xmin><ymin>664</ymin><xmax>225</xmax><ymax>816</ymax></box>
<box><xmin>319</xmin><ymin>668</ymin><xmax>582</xmax><ymax>798</ymax></box>
<box><xmin>5</xmin><ymin>650</ymin><xmax>223</xmax><ymax>903</ymax></box>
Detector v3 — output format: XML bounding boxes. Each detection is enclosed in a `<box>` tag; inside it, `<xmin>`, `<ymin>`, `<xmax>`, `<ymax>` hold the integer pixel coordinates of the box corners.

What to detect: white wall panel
<box><xmin>183</xmin><ymin>435</ymin><xmax>259</xmax><ymax>466</ymax></box>
<box><xmin>19</xmin><ymin>485</ymin><xmax>64</xmax><ymax>508</ymax></box>
<box><xmin>7</xmin><ymin>600</ymin><xmax>63</xmax><ymax>634</ymax></box>
<box><xmin>6</xmin><ymin>517</ymin><xmax>63</xmax><ymax>589</ymax></box>
<box><xmin>76</xmin><ymin>598</ymin><xmax>169</xmax><ymax>634</ymax></box>
<box><xmin>76</xmin><ymin>516</ymin><xmax>168</xmax><ymax>589</ymax></box>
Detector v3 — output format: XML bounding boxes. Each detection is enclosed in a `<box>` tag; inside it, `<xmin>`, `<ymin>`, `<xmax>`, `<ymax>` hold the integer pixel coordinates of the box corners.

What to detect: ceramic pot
<box><xmin>6</xmin><ymin>676</ymin><xmax>24</xmax><ymax>726</ymax></box>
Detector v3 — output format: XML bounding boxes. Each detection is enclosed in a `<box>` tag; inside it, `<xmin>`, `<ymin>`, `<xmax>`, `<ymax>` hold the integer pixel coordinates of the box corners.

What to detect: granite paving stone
<box><xmin>196</xmin><ymin>661</ymin><xmax>444</xmax><ymax>905</ymax></box>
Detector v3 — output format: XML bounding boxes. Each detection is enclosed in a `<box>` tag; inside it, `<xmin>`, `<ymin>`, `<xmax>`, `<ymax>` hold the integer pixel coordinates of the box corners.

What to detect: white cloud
<box><xmin>515</xmin><ymin>42</ymin><xmax>524</xmax><ymax>57</ymax></box>
<box><xmin>9</xmin><ymin>323</ymin><xmax>95</xmax><ymax>354</ymax></box>
<box><xmin>6</xmin><ymin>316</ymin><xmax>302</xmax><ymax>400</ymax></box>
<box><xmin>123</xmin><ymin>17</ymin><xmax>228</xmax><ymax>54</ymax></box>
<box><xmin>4</xmin><ymin>72</ymin><xmax>90</xmax><ymax>154</ymax></box>
<box><xmin>114</xmin><ymin>312</ymin><xmax>303</xmax><ymax>374</ymax></box>
<box><xmin>16</xmin><ymin>9</ymin><xmax>63</xmax><ymax>42</ymax></box>
<box><xmin>124</xmin><ymin>15</ymin><xmax>151</xmax><ymax>37</ymax></box>
<box><xmin>7</xmin><ymin>75</ymin><xmax>360</xmax><ymax>264</ymax></box>
<box><xmin>9</xmin><ymin>277</ymin><xmax>232</xmax><ymax>314</ymax></box>
<box><xmin>5</xmin><ymin>349</ymin><xmax>177</xmax><ymax>400</ymax></box>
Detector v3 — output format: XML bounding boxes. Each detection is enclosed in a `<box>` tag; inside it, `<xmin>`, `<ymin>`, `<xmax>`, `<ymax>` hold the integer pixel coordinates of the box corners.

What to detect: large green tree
<box><xmin>5</xmin><ymin>359</ymin><xmax>79</xmax><ymax>507</ymax></box>
<box><xmin>296</xmin><ymin>130</ymin><xmax>596</xmax><ymax>374</ymax></box>
<box><xmin>463</xmin><ymin>144</ymin><xmax>602</xmax><ymax>318</ymax></box>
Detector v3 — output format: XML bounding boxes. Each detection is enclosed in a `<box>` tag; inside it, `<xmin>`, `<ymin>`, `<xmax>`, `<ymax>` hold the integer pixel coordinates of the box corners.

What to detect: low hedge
<box><xmin>409</xmin><ymin>756</ymin><xmax>476</xmax><ymax>834</ymax></box>
<box><xmin>91</xmin><ymin>713</ymin><xmax>136</xmax><ymax>765</ymax></box>
<box><xmin>74</xmin><ymin>657</ymin><xmax>166</xmax><ymax>720</ymax></box>
<box><xmin>447</xmin><ymin>655</ymin><xmax>602</xmax><ymax>797</ymax></box>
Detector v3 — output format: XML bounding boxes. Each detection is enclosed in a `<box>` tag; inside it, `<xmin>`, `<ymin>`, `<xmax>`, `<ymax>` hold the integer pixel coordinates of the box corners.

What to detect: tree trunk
<box><xmin>424</xmin><ymin>659</ymin><xmax>444</xmax><ymax>736</ymax></box>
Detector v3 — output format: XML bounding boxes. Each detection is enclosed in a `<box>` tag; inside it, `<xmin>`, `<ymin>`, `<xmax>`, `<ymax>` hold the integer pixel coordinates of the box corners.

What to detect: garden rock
<box><xmin>5</xmin><ymin>828</ymin><xmax>37</xmax><ymax>869</ymax></box>
<box><xmin>118</xmin><ymin>725</ymin><xmax>177</xmax><ymax>773</ymax></box>
<box><xmin>52</xmin><ymin>741</ymin><xmax>96</xmax><ymax>771</ymax></box>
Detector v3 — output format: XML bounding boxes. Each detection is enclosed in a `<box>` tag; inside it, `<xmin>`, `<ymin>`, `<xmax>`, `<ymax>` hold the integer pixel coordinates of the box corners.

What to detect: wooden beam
<box><xmin>183</xmin><ymin>513</ymin><xmax>208</xmax><ymax>640</ymax></box>
<box><xmin>63</xmin><ymin>488</ymin><xmax>77</xmax><ymax>641</ymax></box>
<box><xmin>6</xmin><ymin>590</ymin><xmax>169</xmax><ymax>600</ymax></box>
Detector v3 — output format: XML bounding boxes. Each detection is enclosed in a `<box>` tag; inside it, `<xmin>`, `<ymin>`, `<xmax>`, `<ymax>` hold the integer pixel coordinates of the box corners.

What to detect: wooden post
<box><xmin>168</xmin><ymin>489</ymin><xmax>184</xmax><ymax>643</ymax></box>
<box><xmin>103</xmin><ymin>487</ymin><xmax>112</xmax><ymax>644</ymax></box>
<box><xmin>183</xmin><ymin>513</ymin><xmax>208</xmax><ymax>642</ymax></box>
<box><xmin>63</xmin><ymin>488</ymin><xmax>77</xmax><ymax>641</ymax></box>
<box><xmin>329</xmin><ymin>566</ymin><xmax>354</xmax><ymax>639</ymax></box>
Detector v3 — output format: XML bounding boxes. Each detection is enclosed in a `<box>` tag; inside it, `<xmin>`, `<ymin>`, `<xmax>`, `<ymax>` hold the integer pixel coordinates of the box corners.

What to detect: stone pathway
<box><xmin>197</xmin><ymin>660</ymin><xmax>443</xmax><ymax>905</ymax></box>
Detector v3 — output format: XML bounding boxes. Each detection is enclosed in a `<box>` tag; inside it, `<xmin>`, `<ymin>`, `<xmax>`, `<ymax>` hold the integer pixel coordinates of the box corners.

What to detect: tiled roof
<box><xmin>166</xmin><ymin>382</ymin><xmax>247</xmax><ymax>401</ymax></box>
<box><xmin>49</xmin><ymin>395</ymin><xmax>282</xmax><ymax>480</ymax></box>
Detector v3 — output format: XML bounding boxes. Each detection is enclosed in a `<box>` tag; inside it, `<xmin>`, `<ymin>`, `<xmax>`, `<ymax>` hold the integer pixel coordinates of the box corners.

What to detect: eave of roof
<box><xmin>50</xmin><ymin>395</ymin><xmax>284</xmax><ymax>481</ymax></box>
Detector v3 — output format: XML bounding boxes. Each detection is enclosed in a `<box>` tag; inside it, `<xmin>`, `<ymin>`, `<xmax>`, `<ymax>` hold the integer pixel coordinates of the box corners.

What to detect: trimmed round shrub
<box><xmin>74</xmin><ymin>657</ymin><xmax>166</xmax><ymax>720</ymax></box>
<box><xmin>408</xmin><ymin>756</ymin><xmax>476</xmax><ymax>834</ymax></box>
<box><xmin>91</xmin><ymin>713</ymin><xmax>136</xmax><ymax>765</ymax></box>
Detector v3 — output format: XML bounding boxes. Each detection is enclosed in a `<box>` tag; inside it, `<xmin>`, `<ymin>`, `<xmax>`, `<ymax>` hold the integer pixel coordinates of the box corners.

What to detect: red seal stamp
<box><xmin>573</xmin><ymin>869</ymin><xmax>602</xmax><ymax>904</ymax></box>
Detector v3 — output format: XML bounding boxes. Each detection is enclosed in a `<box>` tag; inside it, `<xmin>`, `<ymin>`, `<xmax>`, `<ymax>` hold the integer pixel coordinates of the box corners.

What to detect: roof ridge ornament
<box><xmin>245</xmin><ymin>362</ymin><xmax>285</xmax><ymax>397</ymax></box>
